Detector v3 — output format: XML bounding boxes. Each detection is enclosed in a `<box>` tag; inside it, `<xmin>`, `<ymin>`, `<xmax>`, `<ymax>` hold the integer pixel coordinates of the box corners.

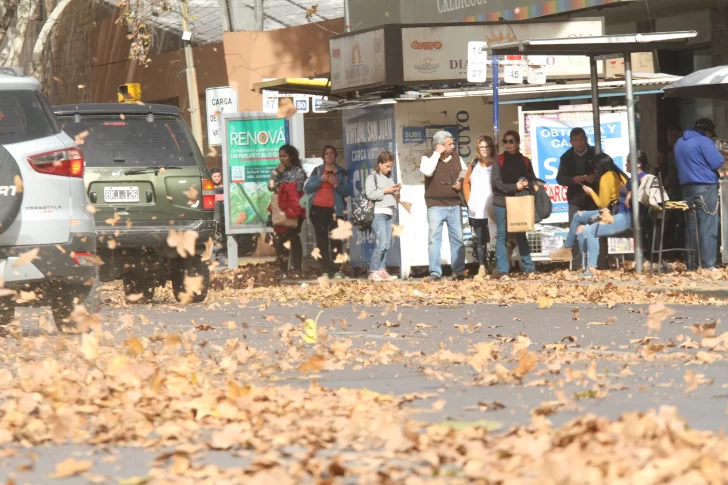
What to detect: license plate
<box><xmin>104</xmin><ymin>186</ymin><xmax>139</xmax><ymax>203</ymax></box>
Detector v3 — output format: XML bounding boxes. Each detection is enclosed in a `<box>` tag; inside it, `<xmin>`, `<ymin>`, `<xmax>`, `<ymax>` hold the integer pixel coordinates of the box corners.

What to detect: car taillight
<box><xmin>71</xmin><ymin>252</ymin><xmax>93</xmax><ymax>265</ymax></box>
<box><xmin>28</xmin><ymin>148</ymin><xmax>84</xmax><ymax>178</ymax></box>
<box><xmin>202</xmin><ymin>178</ymin><xmax>215</xmax><ymax>210</ymax></box>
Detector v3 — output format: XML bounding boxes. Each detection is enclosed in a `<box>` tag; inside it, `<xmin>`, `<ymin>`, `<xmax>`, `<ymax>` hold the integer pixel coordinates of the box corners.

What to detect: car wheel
<box><xmin>0</xmin><ymin>296</ymin><xmax>15</xmax><ymax>327</ymax></box>
<box><xmin>123</xmin><ymin>275</ymin><xmax>156</xmax><ymax>301</ymax></box>
<box><xmin>50</xmin><ymin>282</ymin><xmax>101</xmax><ymax>332</ymax></box>
<box><xmin>171</xmin><ymin>256</ymin><xmax>210</xmax><ymax>303</ymax></box>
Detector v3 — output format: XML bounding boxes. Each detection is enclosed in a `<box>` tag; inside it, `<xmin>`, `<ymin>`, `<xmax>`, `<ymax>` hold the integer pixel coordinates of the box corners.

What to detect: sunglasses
<box><xmin>503</xmin><ymin>139</ymin><xmax>517</xmax><ymax>144</ymax></box>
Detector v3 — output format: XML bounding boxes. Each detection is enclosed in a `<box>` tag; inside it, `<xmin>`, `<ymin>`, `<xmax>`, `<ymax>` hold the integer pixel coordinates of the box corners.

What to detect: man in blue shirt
<box><xmin>674</xmin><ymin>118</ymin><xmax>724</xmax><ymax>270</ymax></box>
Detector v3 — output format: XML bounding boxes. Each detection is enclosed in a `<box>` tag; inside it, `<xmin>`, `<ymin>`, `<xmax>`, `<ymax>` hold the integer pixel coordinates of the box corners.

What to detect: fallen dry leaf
<box><xmin>392</xmin><ymin>224</ymin><xmax>404</xmax><ymax>237</ymax></box>
<box><xmin>329</xmin><ymin>219</ymin><xmax>353</xmax><ymax>240</ymax></box>
<box><xmin>647</xmin><ymin>303</ymin><xmax>675</xmax><ymax>333</ymax></box>
<box><xmin>13</xmin><ymin>248</ymin><xmax>40</xmax><ymax>268</ymax></box>
<box><xmin>49</xmin><ymin>458</ymin><xmax>93</xmax><ymax>478</ymax></box>
<box><xmin>167</xmin><ymin>230</ymin><xmax>198</xmax><ymax>258</ymax></box>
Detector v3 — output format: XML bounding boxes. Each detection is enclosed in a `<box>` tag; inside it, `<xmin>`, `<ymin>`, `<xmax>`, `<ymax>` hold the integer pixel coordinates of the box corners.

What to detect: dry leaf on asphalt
<box><xmin>49</xmin><ymin>458</ymin><xmax>93</xmax><ymax>478</ymax></box>
<box><xmin>537</xmin><ymin>296</ymin><xmax>553</xmax><ymax>309</ymax></box>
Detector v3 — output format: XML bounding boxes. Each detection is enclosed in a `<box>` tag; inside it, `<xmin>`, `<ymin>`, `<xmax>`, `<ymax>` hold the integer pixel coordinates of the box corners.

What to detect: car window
<box><xmin>59</xmin><ymin>116</ymin><xmax>199</xmax><ymax>167</ymax></box>
<box><xmin>0</xmin><ymin>91</ymin><xmax>57</xmax><ymax>145</ymax></box>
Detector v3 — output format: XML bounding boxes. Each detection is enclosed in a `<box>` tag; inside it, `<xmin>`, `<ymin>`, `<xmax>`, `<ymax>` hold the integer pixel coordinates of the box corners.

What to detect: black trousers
<box><xmin>274</xmin><ymin>218</ymin><xmax>304</xmax><ymax>273</ymax></box>
<box><xmin>469</xmin><ymin>218</ymin><xmax>489</xmax><ymax>266</ymax></box>
<box><xmin>309</xmin><ymin>205</ymin><xmax>344</xmax><ymax>275</ymax></box>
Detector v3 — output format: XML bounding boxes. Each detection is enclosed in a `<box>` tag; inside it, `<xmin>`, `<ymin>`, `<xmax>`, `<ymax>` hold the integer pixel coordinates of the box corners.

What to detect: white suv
<box><xmin>0</xmin><ymin>67</ymin><xmax>98</xmax><ymax>331</ymax></box>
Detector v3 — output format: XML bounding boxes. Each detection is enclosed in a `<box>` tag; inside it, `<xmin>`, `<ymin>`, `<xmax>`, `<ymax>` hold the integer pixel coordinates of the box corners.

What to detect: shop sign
<box><xmin>330</xmin><ymin>29</ymin><xmax>387</xmax><ymax>91</ymax></box>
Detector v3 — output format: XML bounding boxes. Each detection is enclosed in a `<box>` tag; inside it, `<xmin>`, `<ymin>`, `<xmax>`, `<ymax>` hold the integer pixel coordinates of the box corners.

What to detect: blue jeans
<box><xmin>494</xmin><ymin>205</ymin><xmax>535</xmax><ymax>275</ymax></box>
<box><xmin>565</xmin><ymin>210</ymin><xmax>600</xmax><ymax>248</ymax></box>
<box><xmin>578</xmin><ymin>212</ymin><xmax>632</xmax><ymax>268</ymax></box>
<box><xmin>427</xmin><ymin>206</ymin><xmax>465</xmax><ymax>278</ymax></box>
<box><xmin>682</xmin><ymin>184</ymin><xmax>719</xmax><ymax>270</ymax></box>
<box><xmin>369</xmin><ymin>213</ymin><xmax>392</xmax><ymax>273</ymax></box>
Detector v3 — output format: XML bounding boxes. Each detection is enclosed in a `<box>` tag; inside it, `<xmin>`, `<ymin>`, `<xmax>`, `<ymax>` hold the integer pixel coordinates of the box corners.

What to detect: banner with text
<box><xmin>530</xmin><ymin>111</ymin><xmax>629</xmax><ymax>223</ymax></box>
<box><xmin>223</xmin><ymin>116</ymin><xmax>290</xmax><ymax>234</ymax></box>
<box><xmin>343</xmin><ymin>105</ymin><xmax>398</xmax><ymax>267</ymax></box>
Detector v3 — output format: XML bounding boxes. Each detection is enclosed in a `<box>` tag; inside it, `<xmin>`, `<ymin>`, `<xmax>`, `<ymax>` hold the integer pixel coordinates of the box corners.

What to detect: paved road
<box><xmin>1</xmin><ymin>300</ymin><xmax>727</xmax><ymax>483</ymax></box>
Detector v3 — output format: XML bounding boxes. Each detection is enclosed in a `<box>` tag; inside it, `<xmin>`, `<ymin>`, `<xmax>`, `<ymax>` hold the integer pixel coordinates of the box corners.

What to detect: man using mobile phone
<box><xmin>553</xmin><ymin>128</ymin><xmax>598</xmax><ymax>265</ymax></box>
<box><xmin>420</xmin><ymin>130</ymin><xmax>468</xmax><ymax>282</ymax></box>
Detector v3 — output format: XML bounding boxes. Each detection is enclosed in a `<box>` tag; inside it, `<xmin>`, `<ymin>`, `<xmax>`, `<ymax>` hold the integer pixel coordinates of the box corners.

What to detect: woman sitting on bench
<box><xmin>577</xmin><ymin>153</ymin><xmax>637</xmax><ymax>278</ymax></box>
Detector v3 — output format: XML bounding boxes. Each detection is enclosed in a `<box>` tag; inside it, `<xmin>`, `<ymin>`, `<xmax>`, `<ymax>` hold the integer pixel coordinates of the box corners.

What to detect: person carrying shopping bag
<box><xmin>304</xmin><ymin>146</ymin><xmax>350</xmax><ymax>279</ymax></box>
<box><xmin>490</xmin><ymin>130</ymin><xmax>536</xmax><ymax>280</ymax></box>
<box><xmin>365</xmin><ymin>151</ymin><xmax>400</xmax><ymax>282</ymax></box>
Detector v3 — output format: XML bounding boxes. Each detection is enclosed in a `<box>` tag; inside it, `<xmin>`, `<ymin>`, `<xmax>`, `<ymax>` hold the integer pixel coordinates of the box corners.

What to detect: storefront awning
<box><xmin>252</xmin><ymin>78</ymin><xmax>331</xmax><ymax>96</ymax></box>
<box><xmin>489</xmin><ymin>31</ymin><xmax>698</xmax><ymax>56</ymax></box>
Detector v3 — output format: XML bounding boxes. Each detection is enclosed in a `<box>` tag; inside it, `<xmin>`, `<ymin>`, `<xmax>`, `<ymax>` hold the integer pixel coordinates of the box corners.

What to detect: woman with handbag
<box><xmin>491</xmin><ymin>130</ymin><xmax>536</xmax><ymax>280</ymax></box>
<box><xmin>463</xmin><ymin>135</ymin><xmax>495</xmax><ymax>279</ymax></box>
<box><xmin>549</xmin><ymin>153</ymin><xmax>627</xmax><ymax>270</ymax></box>
<box><xmin>365</xmin><ymin>151</ymin><xmax>400</xmax><ymax>282</ymax></box>
<box><xmin>303</xmin><ymin>146</ymin><xmax>350</xmax><ymax>279</ymax></box>
<box><xmin>268</xmin><ymin>144</ymin><xmax>306</xmax><ymax>279</ymax></box>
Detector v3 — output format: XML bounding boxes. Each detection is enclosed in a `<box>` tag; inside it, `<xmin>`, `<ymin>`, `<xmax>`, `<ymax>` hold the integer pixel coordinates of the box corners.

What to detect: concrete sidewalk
<box><xmin>278</xmin><ymin>274</ymin><xmax>728</xmax><ymax>299</ymax></box>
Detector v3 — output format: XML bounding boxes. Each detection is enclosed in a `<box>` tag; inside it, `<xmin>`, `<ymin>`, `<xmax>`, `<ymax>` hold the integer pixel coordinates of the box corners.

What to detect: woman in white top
<box><xmin>463</xmin><ymin>136</ymin><xmax>495</xmax><ymax>279</ymax></box>
<box><xmin>364</xmin><ymin>151</ymin><xmax>400</xmax><ymax>282</ymax></box>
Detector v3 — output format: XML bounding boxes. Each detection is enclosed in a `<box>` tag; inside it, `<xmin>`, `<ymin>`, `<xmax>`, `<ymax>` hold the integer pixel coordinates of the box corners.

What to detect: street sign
<box><xmin>528</xmin><ymin>66</ymin><xmax>546</xmax><ymax>85</ymax></box>
<box><xmin>312</xmin><ymin>96</ymin><xmax>328</xmax><ymax>113</ymax></box>
<box><xmin>294</xmin><ymin>96</ymin><xmax>310</xmax><ymax>113</ymax></box>
<box><xmin>262</xmin><ymin>90</ymin><xmax>279</xmax><ymax>114</ymax></box>
<box><xmin>205</xmin><ymin>86</ymin><xmax>238</xmax><ymax>146</ymax></box>
<box><xmin>466</xmin><ymin>41</ymin><xmax>487</xmax><ymax>83</ymax></box>
<box><xmin>504</xmin><ymin>65</ymin><xmax>523</xmax><ymax>84</ymax></box>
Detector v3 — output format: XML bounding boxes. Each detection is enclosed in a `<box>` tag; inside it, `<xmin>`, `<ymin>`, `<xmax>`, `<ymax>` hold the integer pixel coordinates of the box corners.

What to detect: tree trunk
<box><xmin>0</xmin><ymin>0</ymin><xmax>37</xmax><ymax>67</ymax></box>
<box><xmin>30</xmin><ymin>0</ymin><xmax>74</xmax><ymax>82</ymax></box>
<box><xmin>0</xmin><ymin>1</ymin><xmax>18</xmax><ymax>46</ymax></box>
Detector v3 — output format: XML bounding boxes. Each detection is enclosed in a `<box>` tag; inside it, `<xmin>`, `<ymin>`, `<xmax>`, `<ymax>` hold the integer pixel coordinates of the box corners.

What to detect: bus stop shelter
<box><xmin>489</xmin><ymin>31</ymin><xmax>697</xmax><ymax>273</ymax></box>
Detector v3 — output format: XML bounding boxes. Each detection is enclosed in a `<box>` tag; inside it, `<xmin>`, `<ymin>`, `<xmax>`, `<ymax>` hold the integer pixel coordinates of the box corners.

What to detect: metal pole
<box><xmin>254</xmin><ymin>0</ymin><xmax>264</xmax><ymax>30</ymax></box>
<box><xmin>624</xmin><ymin>53</ymin><xmax>642</xmax><ymax>273</ymax></box>
<box><xmin>344</xmin><ymin>0</ymin><xmax>350</xmax><ymax>32</ymax></box>
<box><xmin>180</xmin><ymin>0</ymin><xmax>204</xmax><ymax>148</ymax></box>
<box><xmin>590</xmin><ymin>56</ymin><xmax>602</xmax><ymax>154</ymax></box>
<box><xmin>493</xmin><ymin>55</ymin><xmax>500</xmax><ymax>152</ymax></box>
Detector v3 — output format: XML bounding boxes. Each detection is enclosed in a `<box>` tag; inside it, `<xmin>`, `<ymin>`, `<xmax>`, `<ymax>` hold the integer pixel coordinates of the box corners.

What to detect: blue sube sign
<box><xmin>402</xmin><ymin>126</ymin><xmax>426</xmax><ymax>144</ymax></box>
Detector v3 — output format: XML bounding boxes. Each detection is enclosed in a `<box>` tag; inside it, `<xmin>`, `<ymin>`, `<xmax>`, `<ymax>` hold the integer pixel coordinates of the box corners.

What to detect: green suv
<box><xmin>54</xmin><ymin>103</ymin><xmax>216</xmax><ymax>302</ymax></box>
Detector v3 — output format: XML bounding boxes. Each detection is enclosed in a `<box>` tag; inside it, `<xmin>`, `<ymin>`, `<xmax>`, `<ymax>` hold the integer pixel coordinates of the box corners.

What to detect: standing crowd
<box><xmin>261</xmin><ymin>117</ymin><xmax>724</xmax><ymax>280</ymax></box>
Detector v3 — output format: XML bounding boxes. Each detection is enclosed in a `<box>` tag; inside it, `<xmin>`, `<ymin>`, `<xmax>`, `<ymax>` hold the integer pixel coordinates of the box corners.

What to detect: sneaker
<box><xmin>499</xmin><ymin>274</ymin><xmax>510</xmax><ymax>281</ymax></box>
<box><xmin>322</xmin><ymin>273</ymin><xmax>330</xmax><ymax>279</ymax></box>
<box><xmin>369</xmin><ymin>271</ymin><xmax>385</xmax><ymax>282</ymax></box>
<box><xmin>333</xmin><ymin>272</ymin><xmax>344</xmax><ymax>280</ymax></box>
<box><xmin>279</xmin><ymin>271</ymin><xmax>289</xmax><ymax>280</ymax></box>
<box><xmin>429</xmin><ymin>274</ymin><xmax>442</xmax><ymax>283</ymax></box>
<box><xmin>380</xmin><ymin>270</ymin><xmax>398</xmax><ymax>281</ymax></box>
<box><xmin>549</xmin><ymin>246</ymin><xmax>573</xmax><ymax>262</ymax></box>
<box><xmin>581</xmin><ymin>268</ymin><xmax>596</xmax><ymax>279</ymax></box>
<box><xmin>455</xmin><ymin>273</ymin><xmax>467</xmax><ymax>281</ymax></box>
<box><xmin>474</xmin><ymin>265</ymin><xmax>487</xmax><ymax>280</ymax></box>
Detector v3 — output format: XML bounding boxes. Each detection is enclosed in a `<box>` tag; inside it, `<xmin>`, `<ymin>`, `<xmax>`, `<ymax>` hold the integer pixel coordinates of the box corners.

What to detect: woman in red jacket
<box><xmin>269</xmin><ymin>144</ymin><xmax>306</xmax><ymax>278</ymax></box>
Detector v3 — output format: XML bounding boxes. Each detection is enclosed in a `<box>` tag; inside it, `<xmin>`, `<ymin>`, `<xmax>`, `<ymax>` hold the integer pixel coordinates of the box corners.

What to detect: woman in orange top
<box><xmin>304</xmin><ymin>146</ymin><xmax>350</xmax><ymax>278</ymax></box>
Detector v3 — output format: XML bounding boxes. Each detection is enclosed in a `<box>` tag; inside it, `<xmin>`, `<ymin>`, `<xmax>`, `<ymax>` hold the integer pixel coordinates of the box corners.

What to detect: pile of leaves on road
<box><xmin>0</xmin><ymin>313</ymin><xmax>727</xmax><ymax>484</ymax></box>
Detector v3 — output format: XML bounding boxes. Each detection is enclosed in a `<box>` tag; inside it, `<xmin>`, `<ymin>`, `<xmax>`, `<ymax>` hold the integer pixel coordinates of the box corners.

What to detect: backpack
<box><xmin>637</xmin><ymin>173</ymin><xmax>670</xmax><ymax>208</ymax></box>
<box><xmin>350</xmin><ymin>174</ymin><xmax>378</xmax><ymax>230</ymax></box>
